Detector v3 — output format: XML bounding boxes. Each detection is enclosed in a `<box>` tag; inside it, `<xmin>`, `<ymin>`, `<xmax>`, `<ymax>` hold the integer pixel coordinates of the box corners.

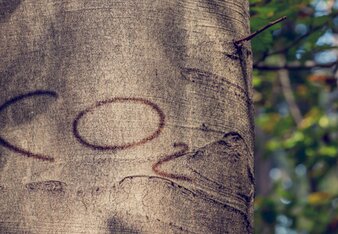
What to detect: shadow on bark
<box><xmin>107</xmin><ymin>217</ymin><xmax>140</xmax><ymax>234</ymax></box>
<box><xmin>0</xmin><ymin>223</ymin><xmax>33</xmax><ymax>234</ymax></box>
<box><xmin>0</xmin><ymin>0</ymin><xmax>22</xmax><ymax>22</ymax></box>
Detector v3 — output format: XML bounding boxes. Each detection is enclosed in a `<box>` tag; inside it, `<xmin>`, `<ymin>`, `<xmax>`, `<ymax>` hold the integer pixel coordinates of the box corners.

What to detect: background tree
<box><xmin>0</xmin><ymin>0</ymin><xmax>254</xmax><ymax>233</ymax></box>
<box><xmin>252</xmin><ymin>0</ymin><xmax>338</xmax><ymax>233</ymax></box>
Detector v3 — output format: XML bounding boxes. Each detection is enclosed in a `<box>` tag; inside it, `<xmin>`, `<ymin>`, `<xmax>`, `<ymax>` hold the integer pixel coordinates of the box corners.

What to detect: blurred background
<box><xmin>250</xmin><ymin>0</ymin><xmax>338</xmax><ymax>233</ymax></box>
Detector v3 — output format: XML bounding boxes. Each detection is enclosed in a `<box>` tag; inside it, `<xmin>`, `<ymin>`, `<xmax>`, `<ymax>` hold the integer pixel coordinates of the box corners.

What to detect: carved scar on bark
<box><xmin>0</xmin><ymin>90</ymin><xmax>58</xmax><ymax>162</ymax></box>
<box><xmin>25</xmin><ymin>180</ymin><xmax>66</xmax><ymax>193</ymax></box>
<box><xmin>152</xmin><ymin>142</ymin><xmax>192</xmax><ymax>182</ymax></box>
<box><xmin>73</xmin><ymin>97</ymin><xmax>165</xmax><ymax>151</ymax></box>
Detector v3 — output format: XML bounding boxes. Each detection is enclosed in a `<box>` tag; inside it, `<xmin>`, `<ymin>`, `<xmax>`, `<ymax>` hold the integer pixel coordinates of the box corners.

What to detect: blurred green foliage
<box><xmin>251</xmin><ymin>0</ymin><xmax>338</xmax><ymax>233</ymax></box>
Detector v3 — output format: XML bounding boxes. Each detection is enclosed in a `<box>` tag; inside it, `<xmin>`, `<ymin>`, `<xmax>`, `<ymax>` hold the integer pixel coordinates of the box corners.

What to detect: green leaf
<box><xmin>318</xmin><ymin>146</ymin><xmax>337</xmax><ymax>157</ymax></box>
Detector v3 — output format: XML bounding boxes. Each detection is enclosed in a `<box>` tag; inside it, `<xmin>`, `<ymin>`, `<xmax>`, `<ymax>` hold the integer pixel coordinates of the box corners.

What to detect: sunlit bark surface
<box><xmin>0</xmin><ymin>0</ymin><xmax>254</xmax><ymax>233</ymax></box>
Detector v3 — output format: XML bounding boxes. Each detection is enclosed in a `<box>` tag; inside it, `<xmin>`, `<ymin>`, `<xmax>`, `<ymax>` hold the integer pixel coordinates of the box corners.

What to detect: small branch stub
<box><xmin>234</xmin><ymin>16</ymin><xmax>287</xmax><ymax>45</ymax></box>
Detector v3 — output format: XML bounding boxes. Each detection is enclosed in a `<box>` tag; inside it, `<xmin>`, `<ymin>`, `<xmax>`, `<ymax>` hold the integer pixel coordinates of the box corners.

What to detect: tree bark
<box><xmin>0</xmin><ymin>0</ymin><xmax>254</xmax><ymax>233</ymax></box>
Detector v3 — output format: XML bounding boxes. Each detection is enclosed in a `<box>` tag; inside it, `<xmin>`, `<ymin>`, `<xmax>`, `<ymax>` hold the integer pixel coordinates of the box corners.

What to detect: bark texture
<box><xmin>0</xmin><ymin>0</ymin><xmax>254</xmax><ymax>233</ymax></box>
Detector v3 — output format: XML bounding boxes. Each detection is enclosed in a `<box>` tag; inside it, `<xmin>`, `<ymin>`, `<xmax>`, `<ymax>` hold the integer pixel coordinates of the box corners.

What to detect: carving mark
<box><xmin>25</xmin><ymin>180</ymin><xmax>66</xmax><ymax>194</ymax></box>
<box><xmin>0</xmin><ymin>90</ymin><xmax>58</xmax><ymax>162</ymax></box>
<box><xmin>118</xmin><ymin>175</ymin><xmax>252</xmax><ymax>233</ymax></box>
<box><xmin>123</xmin><ymin>132</ymin><xmax>254</xmax><ymax>233</ymax></box>
<box><xmin>152</xmin><ymin>142</ymin><xmax>191</xmax><ymax>181</ymax></box>
<box><xmin>180</xmin><ymin>67</ymin><xmax>252</xmax><ymax>104</ymax></box>
<box><xmin>73</xmin><ymin>97</ymin><xmax>165</xmax><ymax>151</ymax></box>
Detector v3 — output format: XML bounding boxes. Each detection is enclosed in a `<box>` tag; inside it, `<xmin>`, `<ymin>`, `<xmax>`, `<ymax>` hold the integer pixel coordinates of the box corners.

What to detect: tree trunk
<box><xmin>0</xmin><ymin>0</ymin><xmax>254</xmax><ymax>233</ymax></box>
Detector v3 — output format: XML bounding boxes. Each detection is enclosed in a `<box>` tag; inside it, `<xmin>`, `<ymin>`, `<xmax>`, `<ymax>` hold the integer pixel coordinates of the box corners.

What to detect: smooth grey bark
<box><xmin>0</xmin><ymin>0</ymin><xmax>254</xmax><ymax>233</ymax></box>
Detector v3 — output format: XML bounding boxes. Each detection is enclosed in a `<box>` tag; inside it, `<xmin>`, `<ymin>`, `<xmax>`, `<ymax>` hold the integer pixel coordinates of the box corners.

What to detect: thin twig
<box><xmin>254</xmin><ymin>25</ymin><xmax>324</xmax><ymax>65</ymax></box>
<box><xmin>254</xmin><ymin>11</ymin><xmax>338</xmax><ymax>65</ymax></box>
<box><xmin>254</xmin><ymin>61</ymin><xmax>337</xmax><ymax>71</ymax></box>
<box><xmin>278</xmin><ymin>57</ymin><xmax>303</xmax><ymax>126</ymax></box>
<box><xmin>234</xmin><ymin>16</ymin><xmax>287</xmax><ymax>45</ymax></box>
